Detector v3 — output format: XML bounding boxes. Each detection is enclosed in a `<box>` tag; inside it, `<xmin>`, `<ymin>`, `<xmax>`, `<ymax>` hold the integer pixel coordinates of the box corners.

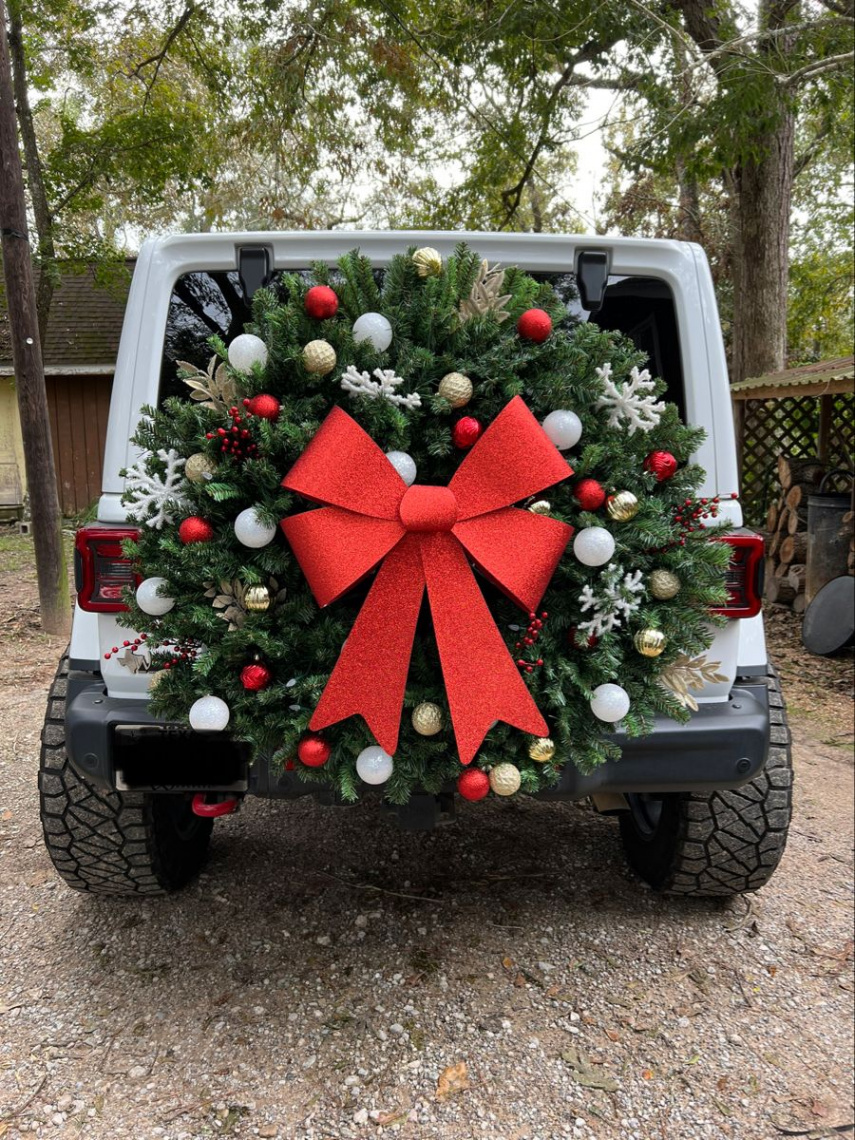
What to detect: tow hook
<box><xmin>191</xmin><ymin>793</ymin><xmax>239</xmax><ymax>818</ymax></box>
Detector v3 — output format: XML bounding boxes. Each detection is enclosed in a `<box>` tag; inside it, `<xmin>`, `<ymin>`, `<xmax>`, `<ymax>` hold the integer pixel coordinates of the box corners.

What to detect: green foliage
<box><xmin>121</xmin><ymin>247</ymin><xmax>729</xmax><ymax>804</ymax></box>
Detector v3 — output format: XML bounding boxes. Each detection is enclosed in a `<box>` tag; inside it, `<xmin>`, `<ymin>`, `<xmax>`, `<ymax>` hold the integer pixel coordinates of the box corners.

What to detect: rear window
<box><xmin>161</xmin><ymin>269</ymin><xmax>684</xmax><ymax>415</ymax></box>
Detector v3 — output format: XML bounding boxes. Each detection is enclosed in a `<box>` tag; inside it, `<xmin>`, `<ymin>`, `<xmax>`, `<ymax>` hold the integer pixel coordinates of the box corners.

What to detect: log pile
<box><xmin>763</xmin><ymin>455</ymin><xmax>826</xmax><ymax>613</ymax></box>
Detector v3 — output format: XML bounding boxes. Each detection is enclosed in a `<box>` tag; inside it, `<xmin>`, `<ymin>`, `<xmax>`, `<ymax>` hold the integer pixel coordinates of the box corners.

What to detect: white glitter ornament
<box><xmin>386</xmin><ymin>451</ymin><xmax>417</xmax><ymax>486</ymax></box>
<box><xmin>573</xmin><ymin>527</ymin><xmax>616</xmax><ymax>567</ymax></box>
<box><xmin>542</xmin><ymin>409</ymin><xmax>582</xmax><ymax>450</ymax></box>
<box><xmin>136</xmin><ymin>576</ymin><xmax>175</xmax><ymax>616</ymax></box>
<box><xmin>189</xmin><ymin>695</ymin><xmax>231</xmax><ymax>732</ymax></box>
<box><xmin>590</xmin><ymin>683</ymin><xmax>631</xmax><ymax>723</ymax></box>
<box><xmin>356</xmin><ymin>745</ymin><xmax>394</xmax><ymax>785</ymax></box>
<box><xmin>352</xmin><ymin>312</ymin><xmax>393</xmax><ymax>352</ymax></box>
<box><xmin>234</xmin><ymin>507</ymin><xmax>277</xmax><ymax>548</ymax></box>
<box><xmin>227</xmin><ymin>333</ymin><xmax>268</xmax><ymax>373</ymax></box>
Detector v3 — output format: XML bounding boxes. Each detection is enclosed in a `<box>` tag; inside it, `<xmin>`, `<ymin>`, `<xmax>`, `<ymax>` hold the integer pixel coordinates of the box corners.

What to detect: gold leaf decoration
<box><xmin>659</xmin><ymin>654</ymin><xmax>728</xmax><ymax>712</ymax></box>
<box><xmin>177</xmin><ymin>353</ymin><xmax>237</xmax><ymax>413</ymax></box>
<box><xmin>458</xmin><ymin>260</ymin><xmax>513</xmax><ymax>324</ymax></box>
<box><xmin>204</xmin><ymin>577</ymin><xmax>286</xmax><ymax>631</ymax></box>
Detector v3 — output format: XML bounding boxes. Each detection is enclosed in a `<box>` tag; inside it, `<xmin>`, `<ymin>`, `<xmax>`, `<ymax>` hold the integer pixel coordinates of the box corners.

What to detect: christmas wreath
<box><xmin>119</xmin><ymin>245</ymin><xmax>731</xmax><ymax>804</ymax></box>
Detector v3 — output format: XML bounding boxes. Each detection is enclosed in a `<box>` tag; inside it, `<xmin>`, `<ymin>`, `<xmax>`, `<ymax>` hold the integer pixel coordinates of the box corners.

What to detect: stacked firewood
<box><xmin>763</xmin><ymin>455</ymin><xmax>826</xmax><ymax>613</ymax></box>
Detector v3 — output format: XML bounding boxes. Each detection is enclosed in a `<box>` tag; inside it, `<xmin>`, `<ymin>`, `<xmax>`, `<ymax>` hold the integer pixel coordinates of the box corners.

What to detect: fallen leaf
<box><xmin>561</xmin><ymin>1047</ymin><xmax>619</xmax><ymax>1092</ymax></box>
<box><xmin>436</xmin><ymin>1061</ymin><xmax>470</xmax><ymax>1101</ymax></box>
<box><xmin>605</xmin><ymin>1030</ymin><xmax>620</xmax><ymax>1042</ymax></box>
<box><xmin>642</xmin><ymin>1069</ymin><xmax>654</xmax><ymax>1080</ymax></box>
<box><xmin>810</xmin><ymin>1100</ymin><xmax>829</xmax><ymax>1119</ymax></box>
<box><xmin>513</xmin><ymin>973</ymin><xmax>525</xmax><ymax>988</ymax></box>
<box><xmin>375</xmin><ymin>1110</ymin><xmax>408</xmax><ymax>1126</ymax></box>
<box><xmin>501</xmin><ymin>956</ymin><xmax>514</xmax><ymax>970</ymax></box>
<box><xmin>1</xmin><ymin>810</ymin><xmax>12</xmax><ymax>820</ymax></box>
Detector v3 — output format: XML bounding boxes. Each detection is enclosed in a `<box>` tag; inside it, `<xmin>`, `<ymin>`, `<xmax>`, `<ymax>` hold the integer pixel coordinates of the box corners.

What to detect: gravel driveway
<box><xmin>1</xmin><ymin>541</ymin><xmax>853</xmax><ymax>1140</ymax></box>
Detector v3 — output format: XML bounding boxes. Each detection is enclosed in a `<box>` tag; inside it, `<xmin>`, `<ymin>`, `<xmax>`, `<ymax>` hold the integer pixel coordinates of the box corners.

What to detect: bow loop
<box><xmin>280</xmin><ymin>399</ymin><xmax>574</xmax><ymax>764</ymax></box>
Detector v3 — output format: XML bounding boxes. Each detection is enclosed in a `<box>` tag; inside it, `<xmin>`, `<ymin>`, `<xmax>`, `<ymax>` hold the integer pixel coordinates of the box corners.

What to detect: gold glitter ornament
<box><xmin>437</xmin><ymin>372</ymin><xmax>473</xmax><ymax>408</ymax></box>
<box><xmin>528</xmin><ymin>500</ymin><xmax>551</xmax><ymax>515</ymax></box>
<box><xmin>147</xmin><ymin>669</ymin><xmax>168</xmax><ymax>690</ymax></box>
<box><xmin>302</xmin><ymin>339</ymin><xmax>337</xmax><ymax>375</ymax></box>
<box><xmin>607</xmin><ymin>491</ymin><xmax>640</xmax><ymax>521</ymax></box>
<box><xmin>489</xmin><ymin>763</ymin><xmax>521</xmax><ymax>796</ymax></box>
<box><xmin>527</xmin><ymin>737</ymin><xmax>555</xmax><ymax>763</ymax></box>
<box><xmin>412</xmin><ymin>247</ymin><xmax>443</xmax><ymax>277</ymax></box>
<box><xmin>411</xmin><ymin>702</ymin><xmax>443</xmax><ymax>736</ymax></box>
<box><xmin>634</xmin><ymin>628</ymin><xmax>666</xmax><ymax>657</ymax></box>
<box><xmin>649</xmin><ymin>569</ymin><xmax>682</xmax><ymax>600</ymax></box>
<box><xmin>245</xmin><ymin>585</ymin><xmax>271</xmax><ymax>613</ymax></box>
<box><xmin>185</xmin><ymin>452</ymin><xmax>216</xmax><ymax>484</ymax></box>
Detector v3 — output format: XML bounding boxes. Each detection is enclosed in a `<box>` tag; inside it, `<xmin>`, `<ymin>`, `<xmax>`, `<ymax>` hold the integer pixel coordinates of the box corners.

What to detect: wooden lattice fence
<box><xmin>738</xmin><ymin>393</ymin><xmax>855</xmax><ymax>528</ymax></box>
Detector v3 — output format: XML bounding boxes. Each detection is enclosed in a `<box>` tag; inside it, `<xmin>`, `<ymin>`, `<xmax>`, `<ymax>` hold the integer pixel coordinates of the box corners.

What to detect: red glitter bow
<box><xmin>280</xmin><ymin>397</ymin><xmax>574</xmax><ymax>764</ymax></box>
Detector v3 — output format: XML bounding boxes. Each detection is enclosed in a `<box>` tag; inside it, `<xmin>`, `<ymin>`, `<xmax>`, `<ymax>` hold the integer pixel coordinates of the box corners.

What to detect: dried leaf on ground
<box><xmin>436</xmin><ymin>1061</ymin><xmax>470</xmax><ymax>1100</ymax></box>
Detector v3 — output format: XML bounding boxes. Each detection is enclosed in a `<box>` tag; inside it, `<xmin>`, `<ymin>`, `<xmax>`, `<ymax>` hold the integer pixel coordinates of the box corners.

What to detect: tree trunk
<box><xmin>7</xmin><ymin>0</ymin><xmax>58</xmax><ymax>343</ymax></box>
<box><xmin>0</xmin><ymin>11</ymin><xmax>70</xmax><ymax>636</ymax></box>
<box><xmin>729</xmin><ymin>111</ymin><xmax>795</xmax><ymax>383</ymax></box>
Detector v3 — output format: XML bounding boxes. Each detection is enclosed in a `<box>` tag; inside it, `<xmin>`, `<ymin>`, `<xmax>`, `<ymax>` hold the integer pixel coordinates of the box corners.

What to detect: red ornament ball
<box><xmin>457</xmin><ymin>768</ymin><xmax>490</xmax><ymax>802</ymax></box>
<box><xmin>573</xmin><ymin>478</ymin><xmax>607</xmax><ymax>511</ymax></box>
<box><xmin>452</xmin><ymin>416</ymin><xmax>483</xmax><ymax>449</ymax></box>
<box><xmin>516</xmin><ymin>307</ymin><xmax>552</xmax><ymax>343</ymax></box>
<box><xmin>240</xmin><ymin>662</ymin><xmax>271</xmax><ymax>691</ymax></box>
<box><xmin>246</xmin><ymin>393</ymin><xmax>281</xmax><ymax>421</ymax></box>
<box><xmin>304</xmin><ymin>285</ymin><xmax>339</xmax><ymax>320</ymax></box>
<box><xmin>297</xmin><ymin>732</ymin><xmax>332</xmax><ymax>768</ymax></box>
<box><xmin>644</xmin><ymin>450</ymin><xmax>678</xmax><ymax>482</ymax></box>
<box><xmin>178</xmin><ymin>516</ymin><xmax>214</xmax><ymax>544</ymax></box>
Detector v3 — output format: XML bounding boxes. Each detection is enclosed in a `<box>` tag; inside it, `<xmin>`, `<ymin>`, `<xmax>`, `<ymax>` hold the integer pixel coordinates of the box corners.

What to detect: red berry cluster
<box><xmin>206</xmin><ymin>405</ymin><xmax>259</xmax><ymax>459</ymax></box>
<box><xmin>656</xmin><ymin>492</ymin><xmax>739</xmax><ymax>550</ymax></box>
<box><xmin>515</xmin><ymin>610</ymin><xmax>548</xmax><ymax>673</ymax></box>
<box><xmin>103</xmin><ymin>636</ymin><xmax>199</xmax><ymax>670</ymax></box>
<box><xmin>104</xmin><ymin>634</ymin><xmax>148</xmax><ymax>661</ymax></box>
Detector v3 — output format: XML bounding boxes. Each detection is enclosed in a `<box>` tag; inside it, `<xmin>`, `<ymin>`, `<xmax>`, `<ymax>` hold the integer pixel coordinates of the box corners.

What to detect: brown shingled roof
<box><xmin>0</xmin><ymin>260</ymin><xmax>135</xmax><ymax>370</ymax></box>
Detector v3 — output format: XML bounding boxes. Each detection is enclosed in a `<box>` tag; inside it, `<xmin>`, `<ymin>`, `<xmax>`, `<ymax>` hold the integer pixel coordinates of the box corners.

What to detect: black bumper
<box><xmin>64</xmin><ymin>670</ymin><xmax>770</xmax><ymax>801</ymax></box>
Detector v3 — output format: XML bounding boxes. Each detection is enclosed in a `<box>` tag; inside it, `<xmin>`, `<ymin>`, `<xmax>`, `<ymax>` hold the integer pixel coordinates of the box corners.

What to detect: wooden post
<box><xmin>733</xmin><ymin>396</ymin><xmax>745</xmax><ymax>484</ymax></box>
<box><xmin>817</xmin><ymin>393</ymin><xmax>833</xmax><ymax>466</ymax></box>
<box><xmin>0</xmin><ymin>9</ymin><xmax>70</xmax><ymax>635</ymax></box>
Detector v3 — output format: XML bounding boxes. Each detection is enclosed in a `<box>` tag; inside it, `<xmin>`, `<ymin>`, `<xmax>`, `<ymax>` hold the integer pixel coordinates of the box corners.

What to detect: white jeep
<box><xmin>39</xmin><ymin>231</ymin><xmax>791</xmax><ymax>897</ymax></box>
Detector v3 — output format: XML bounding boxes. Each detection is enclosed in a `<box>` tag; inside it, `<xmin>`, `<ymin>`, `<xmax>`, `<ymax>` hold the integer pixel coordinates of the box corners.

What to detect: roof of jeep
<box><xmin>0</xmin><ymin>261</ymin><xmax>134</xmax><ymax>372</ymax></box>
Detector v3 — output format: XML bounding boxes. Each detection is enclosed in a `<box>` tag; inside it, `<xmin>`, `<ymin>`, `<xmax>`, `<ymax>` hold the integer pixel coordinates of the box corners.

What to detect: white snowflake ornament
<box><xmin>340</xmin><ymin>365</ymin><xmax>422</xmax><ymax>410</ymax></box>
<box><xmin>124</xmin><ymin>448</ymin><xmax>188</xmax><ymax>529</ymax></box>
<box><xmin>577</xmin><ymin>564</ymin><xmax>645</xmax><ymax>639</ymax></box>
<box><xmin>594</xmin><ymin>363</ymin><xmax>665</xmax><ymax>435</ymax></box>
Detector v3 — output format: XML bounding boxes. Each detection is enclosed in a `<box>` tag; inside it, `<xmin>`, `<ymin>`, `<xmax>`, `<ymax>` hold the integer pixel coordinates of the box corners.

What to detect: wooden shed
<box><xmin>0</xmin><ymin>262</ymin><xmax>134</xmax><ymax>517</ymax></box>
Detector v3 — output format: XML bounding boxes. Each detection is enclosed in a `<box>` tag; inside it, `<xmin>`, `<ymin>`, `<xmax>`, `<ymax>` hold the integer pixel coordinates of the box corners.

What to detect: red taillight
<box><xmin>711</xmin><ymin>532</ymin><xmax>764</xmax><ymax>618</ymax></box>
<box><xmin>74</xmin><ymin>525</ymin><xmax>142</xmax><ymax>613</ymax></box>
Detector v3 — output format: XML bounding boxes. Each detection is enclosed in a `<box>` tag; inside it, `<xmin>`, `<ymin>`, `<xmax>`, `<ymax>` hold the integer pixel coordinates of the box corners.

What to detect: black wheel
<box><xmin>618</xmin><ymin>671</ymin><xmax>792</xmax><ymax>896</ymax></box>
<box><xmin>39</xmin><ymin>653</ymin><xmax>213</xmax><ymax>896</ymax></box>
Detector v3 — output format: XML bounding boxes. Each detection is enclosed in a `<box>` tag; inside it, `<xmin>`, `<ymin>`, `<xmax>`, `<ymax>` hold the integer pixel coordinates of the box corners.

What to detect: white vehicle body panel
<box><xmin>72</xmin><ymin>231</ymin><xmax>766</xmax><ymax>699</ymax></box>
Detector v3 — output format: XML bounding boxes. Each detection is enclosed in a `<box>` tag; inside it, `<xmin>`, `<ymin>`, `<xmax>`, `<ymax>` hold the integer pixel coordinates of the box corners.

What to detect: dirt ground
<box><xmin>0</xmin><ymin>529</ymin><xmax>852</xmax><ymax>1140</ymax></box>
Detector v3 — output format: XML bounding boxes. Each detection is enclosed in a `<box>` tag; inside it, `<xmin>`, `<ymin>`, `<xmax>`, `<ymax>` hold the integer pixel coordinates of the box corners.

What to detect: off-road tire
<box><xmin>39</xmin><ymin>653</ymin><xmax>213</xmax><ymax>896</ymax></box>
<box><xmin>619</xmin><ymin>671</ymin><xmax>792</xmax><ymax>896</ymax></box>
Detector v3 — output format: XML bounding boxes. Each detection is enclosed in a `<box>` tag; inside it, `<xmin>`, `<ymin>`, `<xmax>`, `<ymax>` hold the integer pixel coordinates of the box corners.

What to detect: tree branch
<box><xmin>130</xmin><ymin>3</ymin><xmax>197</xmax><ymax>107</ymax></box>
<box><xmin>782</xmin><ymin>49</ymin><xmax>855</xmax><ymax>85</ymax></box>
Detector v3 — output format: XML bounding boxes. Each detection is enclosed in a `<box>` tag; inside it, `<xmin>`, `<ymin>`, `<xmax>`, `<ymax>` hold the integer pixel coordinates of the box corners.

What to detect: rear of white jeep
<box><xmin>39</xmin><ymin>231</ymin><xmax>791</xmax><ymax>897</ymax></box>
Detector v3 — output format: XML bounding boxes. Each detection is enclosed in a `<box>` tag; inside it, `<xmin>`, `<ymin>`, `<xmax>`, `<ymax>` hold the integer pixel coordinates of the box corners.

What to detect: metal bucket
<box><xmin>806</xmin><ymin>469</ymin><xmax>853</xmax><ymax>603</ymax></box>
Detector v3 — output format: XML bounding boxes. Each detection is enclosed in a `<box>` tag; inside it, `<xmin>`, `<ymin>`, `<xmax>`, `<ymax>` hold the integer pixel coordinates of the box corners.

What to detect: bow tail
<box><xmin>309</xmin><ymin>536</ymin><xmax>424</xmax><ymax>756</ymax></box>
<box><xmin>420</xmin><ymin>533</ymin><xmax>549</xmax><ymax>765</ymax></box>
